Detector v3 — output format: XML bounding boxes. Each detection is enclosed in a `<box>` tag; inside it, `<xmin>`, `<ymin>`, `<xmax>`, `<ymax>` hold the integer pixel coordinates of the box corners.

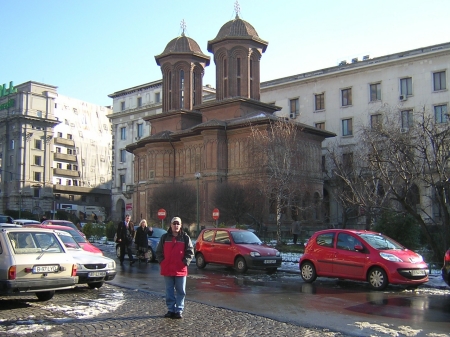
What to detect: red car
<box><xmin>299</xmin><ymin>229</ymin><xmax>429</xmax><ymax>290</ymax></box>
<box><xmin>40</xmin><ymin>220</ymin><xmax>86</xmax><ymax>238</ymax></box>
<box><xmin>195</xmin><ymin>228</ymin><xmax>282</xmax><ymax>273</ymax></box>
<box><xmin>27</xmin><ymin>224</ymin><xmax>103</xmax><ymax>255</ymax></box>
<box><xmin>442</xmin><ymin>248</ymin><xmax>450</xmax><ymax>286</ymax></box>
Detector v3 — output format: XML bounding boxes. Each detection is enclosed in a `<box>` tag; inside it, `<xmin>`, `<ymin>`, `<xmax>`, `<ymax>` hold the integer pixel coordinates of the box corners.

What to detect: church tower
<box><xmin>207</xmin><ymin>8</ymin><xmax>268</xmax><ymax>101</ymax></box>
<box><xmin>155</xmin><ymin>22</ymin><xmax>210</xmax><ymax>112</ymax></box>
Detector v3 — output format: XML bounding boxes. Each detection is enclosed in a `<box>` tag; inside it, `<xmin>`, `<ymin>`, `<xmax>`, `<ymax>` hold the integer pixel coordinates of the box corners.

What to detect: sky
<box><xmin>2</xmin><ymin>0</ymin><xmax>450</xmax><ymax>107</ymax></box>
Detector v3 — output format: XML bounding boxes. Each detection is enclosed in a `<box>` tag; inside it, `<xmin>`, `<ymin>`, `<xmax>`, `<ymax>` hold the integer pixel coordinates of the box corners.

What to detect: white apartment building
<box><xmin>0</xmin><ymin>81</ymin><xmax>112</xmax><ymax>221</ymax></box>
<box><xmin>260</xmin><ymin>42</ymin><xmax>450</xmax><ymax>227</ymax></box>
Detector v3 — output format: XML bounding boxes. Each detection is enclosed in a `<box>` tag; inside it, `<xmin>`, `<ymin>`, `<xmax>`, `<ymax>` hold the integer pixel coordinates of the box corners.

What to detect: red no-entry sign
<box><xmin>157</xmin><ymin>209</ymin><xmax>166</xmax><ymax>220</ymax></box>
<box><xmin>212</xmin><ymin>208</ymin><xmax>220</xmax><ymax>220</ymax></box>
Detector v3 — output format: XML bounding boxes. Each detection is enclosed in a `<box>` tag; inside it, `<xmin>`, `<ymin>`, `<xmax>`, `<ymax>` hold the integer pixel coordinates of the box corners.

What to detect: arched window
<box><xmin>180</xmin><ymin>70</ymin><xmax>185</xmax><ymax>108</ymax></box>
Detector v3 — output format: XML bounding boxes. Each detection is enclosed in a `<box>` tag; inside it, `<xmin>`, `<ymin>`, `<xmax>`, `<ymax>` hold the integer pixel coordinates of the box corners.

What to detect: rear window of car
<box><xmin>316</xmin><ymin>233</ymin><xmax>335</xmax><ymax>248</ymax></box>
<box><xmin>8</xmin><ymin>232</ymin><xmax>65</xmax><ymax>254</ymax></box>
<box><xmin>202</xmin><ymin>230</ymin><xmax>215</xmax><ymax>242</ymax></box>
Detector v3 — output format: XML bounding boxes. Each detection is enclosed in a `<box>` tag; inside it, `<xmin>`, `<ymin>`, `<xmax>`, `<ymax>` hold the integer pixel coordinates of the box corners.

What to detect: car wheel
<box><xmin>368</xmin><ymin>267</ymin><xmax>388</xmax><ymax>290</ymax></box>
<box><xmin>35</xmin><ymin>290</ymin><xmax>55</xmax><ymax>301</ymax></box>
<box><xmin>88</xmin><ymin>282</ymin><xmax>104</xmax><ymax>289</ymax></box>
<box><xmin>301</xmin><ymin>262</ymin><xmax>317</xmax><ymax>283</ymax></box>
<box><xmin>235</xmin><ymin>256</ymin><xmax>248</xmax><ymax>273</ymax></box>
<box><xmin>147</xmin><ymin>248</ymin><xmax>156</xmax><ymax>262</ymax></box>
<box><xmin>196</xmin><ymin>253</ymin><xmax>207</xmax><ymax>269</ymax></box>
<box><xmin>116</xmin><ymin>245</ymin><xmax>121</xmax><ymax>258</ymax></box>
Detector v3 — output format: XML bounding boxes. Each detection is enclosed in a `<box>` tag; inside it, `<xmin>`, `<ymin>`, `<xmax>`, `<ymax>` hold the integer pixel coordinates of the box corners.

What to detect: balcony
<box><xmin>53</xmin><ymin>168</ymin><xmax>80</xmax><ymax>177</ymax></box>
<box><xmin>54</xmin><ymin>137</ymin><xmax>75</xmax><ymax>147</ymax></box>
<box><xmin>54</xmin><ymin>152</ymin><xmax>77</xmax><ymax>162</ymax></box>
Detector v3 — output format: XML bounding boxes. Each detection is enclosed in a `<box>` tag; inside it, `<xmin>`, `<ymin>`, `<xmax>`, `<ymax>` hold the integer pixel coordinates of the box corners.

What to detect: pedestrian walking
<box><xmin>116</xmin><ymin>214</ymin><xmax>136</xmax><ymax>266</ymax></box>
<box><xmin>134</xmin><ymin>219</ymin><xmax>153</xmax><ymax>263</ymax></box>
<box><xmin>156</xmin><ymin>216</ymin><xmax>194</xmax><ymax>319</ymax></box>
<box><xmin>291</xmin><ymin>219</ymin><xmax>301</xmax><ymax>245</ymax></box>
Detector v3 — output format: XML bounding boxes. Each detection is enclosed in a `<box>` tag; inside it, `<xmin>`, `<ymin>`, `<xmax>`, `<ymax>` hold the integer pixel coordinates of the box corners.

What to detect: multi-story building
<box><xmin>260</xmin><ymin>42</ymin><xmax>450</xmax><ymax>227</ymax></box>
<box><xmin>0</xmin><ymin>81</ymin><xmax>112</xmax><ymax>222</ymax></box>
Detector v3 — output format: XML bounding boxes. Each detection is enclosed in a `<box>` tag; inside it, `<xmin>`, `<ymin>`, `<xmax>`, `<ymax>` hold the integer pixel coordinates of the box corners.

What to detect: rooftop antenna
<box><xmin>180</xmin><ymin>19</ymin><xmax>187</xmax><ymax>36</ymax></box>
<box><xmin>234</xmin><ymin>0</ymin><xmax>241</xmax><ymax>18</ymax></box>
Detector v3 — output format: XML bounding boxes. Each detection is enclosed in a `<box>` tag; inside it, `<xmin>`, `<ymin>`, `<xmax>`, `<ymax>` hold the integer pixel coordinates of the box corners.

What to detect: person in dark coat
<box><xmin>134</xmin><ymin>219</ymin><xmax>153</xmax><ymax>263</ymax></box>
<box><xmin>156</xmin><ymin>216</ymin><xmax>194</xmax><ymax>319</ymax></box>
<box><xmin>116</xmin><ymin>214</ymin><xmax>135</xmax><ymax>266</ymax></box>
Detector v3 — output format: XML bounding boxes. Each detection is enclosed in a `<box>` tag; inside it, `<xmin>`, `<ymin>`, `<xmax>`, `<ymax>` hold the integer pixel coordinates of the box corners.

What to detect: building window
<box><xmin>66</xmin><ymin>179</ymin><xmax>72</xmax><ymax>186</ymax></box>
<box><xmin>137</xmin><ymin>96</ymin><xmax>142</xmax><ymax>107</ymax></box>
<box><xmin>73</xmin><ymin>165</ymin><xmax>78</xmax><ymax>171</ymax></box>
<box><xmin>120</xmin><ymin>127</ymin><xmax>126</xmax><ymax>140</ymax></box>
<box><xmin>370</xmin><ymin>83</ymin><xmax>381</xmax><ymax>101</ymax></box>
<box><xmin>400</xmin><ymin>77</ymin><xmax>412</xmax><ymax>96</ymax></box>
<box><xmin>10</xmin><ymin>140</ymin><xmax>14</xmax><ymax>150</ymax></box>
<box><xmin>56</xmin><ymin>178</ymin><xmax>61</xmax><ymax>184</ymax></box>
<box><xmin>33</xmin><ymin>172</ymin><xmax>41</xmax><ymax>182</ymax></box>
<box><xmin>137</xmin><ymin>123</ymin><xmax>143</xmax><ymax>138</ymax></box>
<box><xmin>155</xmin><ymin>92</ymin><xmax>160</xmax><ymax>103</ymax></box>
<box><xmin>433</xmin><ymin>71</ymin><xmax>446</xmax><ymax>91</ymax></box>
<box><xmin>56</xmin><ymin>163</ymin><xmax>62</xmax><ymax>169</ymax></box>
<box><xmin>56</xmin><ymin>147</ymin><xmax>61</xmax><ymax>153</ymax></box>
<box><xmin>342</xmin><ymin>118</ymin><xmax>353</xmax><ymax>136</ymax></box>
<box><xmin>9</xmin><ymin>155</ymin><xmax>13</xmax><ymax>166</ymax></box>
<box><xmin>67</xmin><ymin>148</ymin><xmax>73</xmax><ymax>155</ymax></box>
<box><xmin>120</xmin><ymin>101</ymin><xmax>125</xmax><ymax>111</ymax></box>
<box><xmin>36</xmin><ymin>110</ymin><xmax>42</xmax><ymax>118</ymax></box>
<box><xmin>119</xmin><ymin>174</ymin><xmax>126</xmax><ymax>187</ymax></box>
<box><xmin>81</xmin><ymin>195</ymin><xmax>87</xmax><ymax>202</ymax></box>
<box><xmin>57</xmin><ymin>132</ymin><xmax>63</xmax><ymax>137</ymax></box>
<box><xmin>401</xmin><ymin>110</ymin><xmax>414</xmax><ymax>128</ymax></box>
<box><xmin>34</xmin><ymin>156</ymin><xmax>42</xmax><ymax>166</ymax></box>
<box><xmin>35</xmin><ymin>139</ymin><xmax>42</xmax><ymax>150</ymax></box>
<box><xmin>315</xmin><ymin>93</ymin><xmax>325</xmax><ymax>111</ymax></box>
<box><xmin>73</xmin><ymin>180</ymin><xmax>78</xmax><ymax>186</ymax></box>
<box><xmin>434</xmin><ymin>104</ymin><xmax>448</xmax><ymax>123</ymax></box>
<box><xmin>67</xmin><ymin>134</ymin><xmax>72</xmax><ymax>140</ymax></box>
<box><xmin>371</xmin><ymin>114</ymin><xmax>382</xmax><ymax>129</ymax></box>
<box><xmin>33</xmin><ymin>188</ymin><xmax>40</xmax><ymax>198</ymax></box>
<box><xmin>67</xmin><ymin>164</ymin><xmax>72</xmax><ymax>170</ymax></box>
<box><xmin>120</xmin><ymin>149</ymin><xmax>126</xmax><ymax>163</ymax></box>
<box><xmin>341</xmin><ymin>88</ymin><xmax>352</xmax><ymax>106</ymax></box>
<box><xmin>69</xmin><ymin>195</ymin><xmax>74</xmax><ymax>201</ymax></box>
<box><xmin>289</xmin><ymin>98</ymin><xmax>299</xmax><ymax>119</ymax></box>
<box><xmin>315</xmin><ymin>122</ymin><xmax>325</xmax><ymax>130</ymax></box>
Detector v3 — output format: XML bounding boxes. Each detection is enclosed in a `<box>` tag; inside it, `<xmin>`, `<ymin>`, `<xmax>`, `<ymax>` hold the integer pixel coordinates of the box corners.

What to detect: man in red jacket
<box><xmin>156</xmin><ymin>216</ymin><xmax>194</xmax><ymax>319</ymax></box>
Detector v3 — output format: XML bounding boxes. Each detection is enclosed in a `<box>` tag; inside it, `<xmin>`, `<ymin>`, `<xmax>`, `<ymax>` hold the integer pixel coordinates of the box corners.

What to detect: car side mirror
<box><xmin>354</xmin><ymin>244</ymin><xmax>364</xmax><ymax>251</ymax></box>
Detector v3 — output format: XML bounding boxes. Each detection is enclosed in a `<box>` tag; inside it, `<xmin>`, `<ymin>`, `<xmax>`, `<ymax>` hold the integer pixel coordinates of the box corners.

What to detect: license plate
<box><xmin>264</xmin><ymin>260</ymin><xmax>277</xmax><ymax>264</ymax></box>
<box><xmin>88</xmin><ymin>271</ymin><xmax>106</xmax><ymax>277</ymax></box>
<box><xmin>33</xmin><ymin>265</ymin><xmax>59</xmax><ymax>273</ymax></box>
<box><xmin>411</xmin><ymin>270</ymin><xmax>426</xmax><ymax>276</ymax></box>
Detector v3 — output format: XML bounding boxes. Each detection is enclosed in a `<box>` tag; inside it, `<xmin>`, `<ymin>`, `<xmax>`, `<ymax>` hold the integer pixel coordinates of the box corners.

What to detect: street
<box><xmin>0</xmin><ymin>241</ymin><xmax>449</xmax><ymax>337</ymax></box>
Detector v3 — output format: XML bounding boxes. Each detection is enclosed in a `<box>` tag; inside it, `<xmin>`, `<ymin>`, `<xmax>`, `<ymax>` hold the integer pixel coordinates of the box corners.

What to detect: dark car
<box><xmin>115</xmin><ymin>227</ymin><xmax>166</xmax><ymax>262</ymax></box>
<box><xmin>195</xmin><ymin>228</ymin><xmax>282</xmax><ymax>273</ymax></box>
<box><xmin>442</xmin><ymin>248</ymin><xmax>450</xmax><ymax>286</ymax></box>
<box><xmin>299</xmin><ymin>229</ymin><xmax>429</xmax><ymax>290</ymax></box>
<box><xmin>0</xmin><ymin>215</ymin><xmax>14</xmax><ymax>224</ymax></box>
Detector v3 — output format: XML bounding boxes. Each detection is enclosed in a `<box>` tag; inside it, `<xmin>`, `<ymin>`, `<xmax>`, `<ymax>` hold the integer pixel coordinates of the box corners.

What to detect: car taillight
<box><xmin>8</xmin><ymin>266</ymin><xmax>16</xmax><ymax>280</ymax></box>
<box><xmin>444</xmin><ymin>250</ymin><xmax>450</xmax><ymax>263</ymax></box>
<box><xmin>71</xmin><ymin>264</ymin><xmax>77</xmax><ymax>276</ymax></box>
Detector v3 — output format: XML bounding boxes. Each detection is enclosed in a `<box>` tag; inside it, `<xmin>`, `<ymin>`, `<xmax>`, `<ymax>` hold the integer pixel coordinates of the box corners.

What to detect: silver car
<box><xmin>56</xmin><ymin>230</ymin><xmax>116</xmax><ymax>289</ymax></box>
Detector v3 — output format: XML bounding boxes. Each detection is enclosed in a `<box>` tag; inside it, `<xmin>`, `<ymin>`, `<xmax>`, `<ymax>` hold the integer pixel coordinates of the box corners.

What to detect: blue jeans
<box><xmin>164</xmin><ymin>276</ymin><xmax>186</xmax><ymax>313</ymax></box>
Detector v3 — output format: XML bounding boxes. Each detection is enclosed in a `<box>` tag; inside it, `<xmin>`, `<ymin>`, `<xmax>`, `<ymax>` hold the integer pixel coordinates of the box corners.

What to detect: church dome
<box><xmin>207</xmin><ymin>16</ymin><xmax>267</xmax><ymax>52</ymax></box>
<box><xmin>155</xmin><ymin>33</ymin><xmax>210</xmax><ymax>65</ymax></box>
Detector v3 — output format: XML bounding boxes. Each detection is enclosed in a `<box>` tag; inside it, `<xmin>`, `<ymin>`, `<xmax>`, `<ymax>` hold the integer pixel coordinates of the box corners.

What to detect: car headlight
<box><xmin>107</xmin><ymin>261</ymin><xmax>115</xmax><ymax>269</ymax></box>
<box><xmin>380</xmin><ymin>252</ymin><xmax>403</xmax><ymax>262</ymax></box>
<box><xmin>409</xmin><ymin>255</ymin><xmax>423</xmax><ymax>263</ymax></box>
<box><xmin>250</xmin><ymin>252</ymin><xmax>261</xmax><ymax>257</ymax></box>
<box><xmin>76</xmin><ymin>263</ymin><xmax>85</xmax><ymax>270</ymax></box>
<box><xmin>275</xmin><ymin>251</ymin><xmax>281</xmax><ymax>257</ymax></box>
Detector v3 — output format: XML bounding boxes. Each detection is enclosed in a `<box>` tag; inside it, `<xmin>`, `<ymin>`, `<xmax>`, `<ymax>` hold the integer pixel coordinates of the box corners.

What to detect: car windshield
<box><xmin>64</xmin><ymin>229</ymin><xmax>88</xmax><ymax>243</ymax></box>
<box><xmin>359</xmin><ymin>233</ymin><xmax>403</xmax><ymax>250</ymax></box>
<box><xmin>231</xmin><ymin>231</ymin><xmax>262</xmax><ymax>244</ymax></box>
<box><xmin>57</xmin><ymin>232</ymin><xmax>83</xmax><ymax>249</ymax></box>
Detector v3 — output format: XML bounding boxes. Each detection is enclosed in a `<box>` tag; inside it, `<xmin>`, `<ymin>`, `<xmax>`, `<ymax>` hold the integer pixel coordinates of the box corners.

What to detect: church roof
<box><xmin>155</xmin><ymin>34</ymin><xmax>210</xmax><ymax>64</ymax></box>
<box><xmin>207</xmin><ymin>16</ymin><xmax>268</xmax><ymax>52</ymax></box>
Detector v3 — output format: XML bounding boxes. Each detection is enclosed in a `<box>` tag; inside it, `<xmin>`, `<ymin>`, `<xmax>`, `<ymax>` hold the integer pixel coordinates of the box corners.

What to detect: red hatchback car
<box><xmin>299</xmin><ymin>229</ymin><xmax>429</xmax><ymax>290</ymax></box>
<box><xmin>195</xmin><ymin>228</ymin><xmax>282</xmax><ymax>273</ymax></box>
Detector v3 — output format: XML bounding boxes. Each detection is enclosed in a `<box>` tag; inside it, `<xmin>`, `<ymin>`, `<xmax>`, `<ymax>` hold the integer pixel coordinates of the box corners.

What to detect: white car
<box><xmin>56</xmin><ymin>230</ymin><xmax>116</xmax><ymax>289</ymax></box>
<box><xmin>13</xmin><ymin>219</ymin><xmax>41</xmax><ymax>226</ymax></box>
<box><xmin>0</xmin><ymin>227</ymin><xmax>78</xmax><ymax>301</ymax></box>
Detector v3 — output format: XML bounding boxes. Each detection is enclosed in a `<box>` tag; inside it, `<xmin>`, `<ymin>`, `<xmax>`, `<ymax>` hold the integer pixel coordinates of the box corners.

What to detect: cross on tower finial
<box><xmin>234</xmin><ymin>0</ymin><xmax>241</xmax><ymax>18</ymax></box>
<box><xmin>180</xmin><ymin>19</ymin><xmax>187</xmax><ymax>36</ymax></box>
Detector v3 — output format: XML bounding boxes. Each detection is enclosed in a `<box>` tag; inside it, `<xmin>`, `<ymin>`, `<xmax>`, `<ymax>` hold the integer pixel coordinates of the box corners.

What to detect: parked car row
<box><xmin>0</xmin><ymin>220</ymin><xmax>116</xmax><ymax>302</ymax></box>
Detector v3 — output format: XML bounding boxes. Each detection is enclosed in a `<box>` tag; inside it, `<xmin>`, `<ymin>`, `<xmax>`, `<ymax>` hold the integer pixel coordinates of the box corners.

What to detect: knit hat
<box><xmin>171</xmin><ymin>217</ymin><xmax>182</xmax><ymax>224</ymax></box>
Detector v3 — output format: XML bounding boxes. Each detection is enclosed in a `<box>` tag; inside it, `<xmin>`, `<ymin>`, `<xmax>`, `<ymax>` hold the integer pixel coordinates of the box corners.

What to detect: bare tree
<box><xmin>250</xmin><ymin>119</ymin><xmax>316</xmax><ymax>245</ymax></box>
<box><xmin>214</xmin><ymin>182</ymin><xmax>251</xmax><ymax>225</ymax></box>
<box><xmin>327</xmin><ymin>106</ymin><xmax>450</xmax><ymax>260</ymax></box>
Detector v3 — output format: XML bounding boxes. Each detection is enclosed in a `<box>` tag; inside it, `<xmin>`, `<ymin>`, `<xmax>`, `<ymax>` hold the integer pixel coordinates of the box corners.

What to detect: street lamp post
<box><xmin>195</xmin><ymin>172</ymin><xmax>201</xmax><ymax>236</ymax></box>
<box><xmin>19</xmin><ymin>190</ymin><xmax>22</xmax><ymax>219</ymax></box>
